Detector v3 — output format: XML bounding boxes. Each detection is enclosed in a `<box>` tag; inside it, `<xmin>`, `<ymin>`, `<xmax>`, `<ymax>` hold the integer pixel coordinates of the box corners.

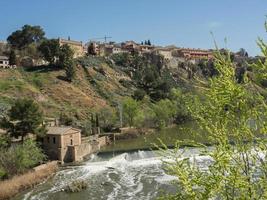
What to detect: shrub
<box><xmin>0</xmin><ymin>139</ymin><xmax>46</xmax><ymax>177</ymax></box>
<box><xmin>65</xmin><ymin>180</ymin><xmax>88</xmax><ymax>193</ymax></box>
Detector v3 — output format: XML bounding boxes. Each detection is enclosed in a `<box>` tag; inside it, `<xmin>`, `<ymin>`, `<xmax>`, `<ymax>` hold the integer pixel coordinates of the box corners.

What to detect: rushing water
<box><xmin>15</xmin><ymin>148</ymin><xmax>211</xmax><ymax>200</ymax></box>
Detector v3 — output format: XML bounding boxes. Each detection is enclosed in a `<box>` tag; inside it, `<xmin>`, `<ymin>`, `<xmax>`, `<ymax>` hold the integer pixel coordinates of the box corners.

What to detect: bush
<box><xmin>65</xmin><ymin>180</ymin><xmax>88</xmax><ymax>193</ymax></box>
<box><xmin>133</xmin><ymin>89</ymin><xmax>146</xmax><ymax>101</ymax></box>
<box><xmin>0</xmin><ymin>139</ymin><xmax>45</xmax><ymax>177</ymax></box>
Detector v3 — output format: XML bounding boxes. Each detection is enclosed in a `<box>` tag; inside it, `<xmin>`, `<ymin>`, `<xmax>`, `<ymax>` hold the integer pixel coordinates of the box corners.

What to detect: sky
<box><xmin>0</xmin><ymin>0</ymin><xmax>266</xmax><ymax>56</ymax></box>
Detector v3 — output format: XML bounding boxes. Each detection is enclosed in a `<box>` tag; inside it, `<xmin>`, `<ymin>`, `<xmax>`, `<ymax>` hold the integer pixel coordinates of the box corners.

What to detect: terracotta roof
<box><xmin>47</xmin><ymin>126</ymin><xmax>80</xmax><ymax>135</ymax></box>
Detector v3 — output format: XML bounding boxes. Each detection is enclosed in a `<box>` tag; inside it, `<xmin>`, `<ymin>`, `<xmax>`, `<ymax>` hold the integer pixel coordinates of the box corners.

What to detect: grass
<box><xmin>0</xmin><ymin>79</ymin><xmax>25</xmax><ymax>92</ymax></box>
<box><xmin>0</xmin><ymin>161</ymin><xmax>58</xmax><ymax>200</ymax></box>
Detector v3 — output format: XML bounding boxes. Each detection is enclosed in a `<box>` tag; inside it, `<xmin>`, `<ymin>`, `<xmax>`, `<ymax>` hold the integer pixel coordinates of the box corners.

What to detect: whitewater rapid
<box><xmin>18</xmin><ymin>149</ymin><xmax>209</xmax><ymax>200</ymax></box>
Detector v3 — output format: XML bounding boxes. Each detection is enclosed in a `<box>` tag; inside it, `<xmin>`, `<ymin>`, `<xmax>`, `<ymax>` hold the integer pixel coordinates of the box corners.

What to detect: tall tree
<box><xmin>0</xmin><ymin>99</ymin><xmax>46</xmax><ymax>143</ymax></box>
<box><xmin>59</xmin><ymin>44</ymin><xmax>74</xmax><ymax>67</ymax></box>
<box><xmin>87</xmin><ymin>42</ymin><xmax>96</xmax><ymax>55</ymax></box>
<box><xmin>147</xmin><ymin>39</ymin><xmax>151</xmax><ymax>46</ymax></box>
<box><xmin>38</xmin><ymin>39</ymin><xmax>60</xmax><ymax>65</ymax></box>
<box><xmin>122</xmin><ymin>97</ymin><xmax>139</xmax><ymax>127</ymax></box>
<box><xmin>7</xmin><ymin>25</ymin><xmax>45</xmax><ymax>49</ymax></box>
<box><xmin>64</xmin><ymin>59</ymin><xmax>76</xmax><ymax>82</ymax></box>
<box><xmin>8</xmin><ymin>50</ymin><xmax>16</xmax><ymax>66</ymax></box>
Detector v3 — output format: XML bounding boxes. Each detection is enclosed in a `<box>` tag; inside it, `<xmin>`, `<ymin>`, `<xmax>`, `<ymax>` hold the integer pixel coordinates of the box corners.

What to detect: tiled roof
<box><xmin>47</xmin><ymin>126</ymin><xmax>80</xmax><ymax>135</ymax></box>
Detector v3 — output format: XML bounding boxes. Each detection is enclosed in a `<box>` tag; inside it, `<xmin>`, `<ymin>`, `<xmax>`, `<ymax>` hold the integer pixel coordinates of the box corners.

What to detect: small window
<box><xmin>47</xmin><ymin>137</ymin><xmax>50</xmax><ymax>143</ymax></box>
<box><xmin>53</xmin><ymin>137</ymin><xmax>56</xmax><ymax>144</ymax></box>
<box><xmin>70</xmin><ymin>139</ymin><xmax>73</xmax><ymax>145</ymax></box>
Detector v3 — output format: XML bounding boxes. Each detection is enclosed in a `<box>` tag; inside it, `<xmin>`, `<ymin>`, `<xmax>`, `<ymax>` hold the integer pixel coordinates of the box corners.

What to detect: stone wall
<box><xmin>98</xmin><ymin>136</ymin><xmax>109</xmax><ymax>147</ymax></box>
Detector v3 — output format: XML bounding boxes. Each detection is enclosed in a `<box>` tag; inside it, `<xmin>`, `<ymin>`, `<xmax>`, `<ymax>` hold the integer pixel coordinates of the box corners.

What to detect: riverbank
<box><xmin>0</xmin><ymin>161</ymin><xmax>58</xmax><ymax>200</ymax></box>
<box><xmin>101</xmin><ymin>123</ymin><xmax>208</xmax><ymax>153</ymax></box>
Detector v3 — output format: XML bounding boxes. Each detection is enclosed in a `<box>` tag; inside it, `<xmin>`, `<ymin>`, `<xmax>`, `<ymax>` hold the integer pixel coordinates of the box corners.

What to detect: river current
<box><xmin>16</xmin><ymin>148</ymin><xmax>210</xmax><ymax>200</ymax></box>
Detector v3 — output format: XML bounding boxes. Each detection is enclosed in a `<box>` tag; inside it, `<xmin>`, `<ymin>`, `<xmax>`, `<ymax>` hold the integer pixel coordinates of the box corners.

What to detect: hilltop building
<box><xmin>174</xmin><ymin>48</ymin><xmax>213</xmax><ymax>60</ymax></box>
<box><xmin>0</xmin><ymin>56</ymin><xmax>9</xmax><ymax>68</ymax></box>
<box><xmin>58</xmin><ymin>38</ymin><xmax>85</xmax><ymax>58</ymax></box>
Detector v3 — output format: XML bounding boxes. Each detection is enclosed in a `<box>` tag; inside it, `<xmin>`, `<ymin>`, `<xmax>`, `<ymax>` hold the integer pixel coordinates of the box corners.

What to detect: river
<box><xmin>15</xmin><ymin>148</ymin><xmax>211</xmax><ymax>200</ymax></box>
<box><xmin>15</xmin><ymin>125</ymin><xmax>210</xmax><ymax>200</ymax></box>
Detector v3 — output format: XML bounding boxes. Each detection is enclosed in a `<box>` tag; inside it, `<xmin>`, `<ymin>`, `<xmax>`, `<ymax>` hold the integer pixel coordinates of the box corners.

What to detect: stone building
<box><xmin>122</xmin><ymin>41</ymin><xmax>140</xmax><ymax>53</ymax></box>
<box><xmin>154</xmin><ymin>48</ymin><xmax>173</xmax><ymax>61</ymax></box>
<box><xmin>43</xmin><ymin>126</ymin><xmax>108</xmax><ymax>163</ymax></box>
<box><xmin>58</xmin><ymin>38</ymin><xmax>85</xmax><ymax>58</ymax></box>
<box><xmin>0</xmin><ymin>56</ymin><xmax>9</xmax><ymax>68</ymax></box>
<box><xmin>174</xmin><ymin>48</ymin><xmax>213</xmax><ymax>60</ymax></box>
<box><xmin>43</xmin><ymin>127</ymin><xmax>81</xmax><ymax>163</ymax></box>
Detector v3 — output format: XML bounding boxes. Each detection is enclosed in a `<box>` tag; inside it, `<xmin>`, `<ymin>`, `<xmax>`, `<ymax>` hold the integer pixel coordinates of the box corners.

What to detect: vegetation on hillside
<box><xmin>0</xmin><ymin>99</ymin><xmax>46</xmax><ymax>179</ymax></box>
<box><xmin>159</xmin><ymin>23</ymin><xmax>267</xmax><ymax>200</ymax></box>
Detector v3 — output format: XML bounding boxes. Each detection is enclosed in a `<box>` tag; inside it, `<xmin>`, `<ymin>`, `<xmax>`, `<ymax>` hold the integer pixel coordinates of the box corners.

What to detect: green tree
<box><xmin>133</xmin><ymin>89</ymin><xmax>146</xmax><ymax>101</ymax></box>
<box><xmin>147</xmin><ymin>39</ymin><xmax>151</xmax><ymax>46</ymax></box>
<box><xmin>59</xmin><ymin>44</ymin><xmax>74</xmax><ymax>67</ymax></box>
<box><xmin>87</xmin><ymin>42</ymin><xmax>96</xmax><ymax>55</ymax></box>
<box><xmin>160</xmin><ymin>32</ymin><xmax>267</xmax><ymax>199</ymax></box>
<box><xmin>38</xmin><ymin>39</ymin><xmax>60</xmax><ymax>65</ymax></box>
<box><xmin>0</xmin><ymin>139</ymin><xmax>45</xmax><ymax>177</ymax></box>
<box><xmin>122</xmin><ymin>97</ymin><xmax>139</xmax><ymax>127</ymax></box>
<box><xmin>64</xmin><ymin>58</ymin><xmax>76</xmax><ymax>82</ymax></box>
<box><xmin>7</xmin><ymin>25</ymin><xmax>45</xmax><ymax>49</ymax></box>
<box><xmin>152</xmin><ymin>99</ymin><xmax>176</xmax><ymax>128</ymax></box>
<box><xmin>8</xmin><ymin>50</ymin><xmax>16</xmax><ymax>65</ymax></box>
<box><xmin>0</xmin><ymin>99</ymin><xmax>46</xmax><ymax>143</ymax></box>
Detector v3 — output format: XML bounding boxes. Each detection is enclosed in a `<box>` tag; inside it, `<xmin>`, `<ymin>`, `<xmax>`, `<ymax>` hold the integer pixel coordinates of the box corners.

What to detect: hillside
<box><xmin>0</xmin><ymin>53</ymin><xmax>265</xmax><ymax>127</ymax></box>
<box><xmin>0</xmin><ymin>56</ymin><xmax>135</xmax><ymax>120</ymax></box>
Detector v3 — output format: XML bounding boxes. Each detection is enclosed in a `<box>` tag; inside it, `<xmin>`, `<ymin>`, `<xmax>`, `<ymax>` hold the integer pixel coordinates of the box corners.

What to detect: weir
<box><xmin>16</xmin><ymin>148</ymin><xmax>210</xmax><ymax>200</ymax></box>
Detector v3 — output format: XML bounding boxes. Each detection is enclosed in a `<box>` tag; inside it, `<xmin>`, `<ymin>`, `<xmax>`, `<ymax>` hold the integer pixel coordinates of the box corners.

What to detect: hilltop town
<box><xmin>1</xmin><ymin>36</ymin><xmax>215</xmax><ymax>69</ymax></box>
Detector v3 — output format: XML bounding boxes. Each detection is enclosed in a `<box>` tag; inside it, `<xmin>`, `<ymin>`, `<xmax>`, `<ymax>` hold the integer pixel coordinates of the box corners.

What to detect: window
<box><xmin>47</xmin><ymin>137</ymin><xmax>50</xmax><ymax>143</ymax></box>
<box><xmin>70</xmin><ymin>139</ymin><xmax>73</xmax><ymax>145</ymax></box>
<box><xmin>53</xmin><ymin>137</ymin><xmax>56</xmax><ymax>144</ymax></box>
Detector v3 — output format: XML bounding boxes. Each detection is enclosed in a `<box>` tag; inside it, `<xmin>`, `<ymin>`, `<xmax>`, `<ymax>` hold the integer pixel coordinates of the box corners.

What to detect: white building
<box><xmin>0</xmin><ymin>56</ymin><xmax>9</xmax><ymax>68</ymax></box>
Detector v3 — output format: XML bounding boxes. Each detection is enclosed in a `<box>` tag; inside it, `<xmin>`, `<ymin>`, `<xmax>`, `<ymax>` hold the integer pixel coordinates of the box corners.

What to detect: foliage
<box><xmin>0</xmin><ymin>134</ymin><xmax>11</xmax><ymax>149</ymax></box>
<box><xmin>8</xmin><ymin>50</ymin><xmax>16</xmax><ymax>65</ymax></box>
<box><xmin>38</xmin><ymin>39</ymin><xmax>60</xmax><ymax>65</ymax></box>
<box><xmin>122</xmin><ymin>97</ymin><xmax>140</xmax><ymax>127</ymax></box>
<box><xmin>133</xmin><ymin>89</ymin><xmax>146</xmax><ymax>101</ymax></box>
<box><xmin>160</xmin><ymin>35</ymin><xmax>267</xmax><ymax>199</ymax></box>
<box><xmin>65</xmin><ymin>180</ymin><xmax>88</xmax><ymax>193</ymax></box>
<box><xmin>0</xmin><ymin>98</ymin><xmax>46</xmax><ymax>142</ymax></box>
<box><xmin>7</xmin><ymin>25</ymin><xmax>45</xmax><ymax>49</ymax></box>
<box><xmin>64</xmin><ymin>59</ymin><xmax>76</xmax><ymax>82</ymax></box>
<box><xmin>152</xmin><ymin>99</ymin><xmax>176</xmax><ymax>129</ymax></box>
<box><xmin>59</xmin><ymin>112</ymin><xmax>74</xmax><ymax>126</ymax></box>
<box><xmin>98</xmin><ymin>107</ymin><xmax>118</xmax><ymax>131</ymax></box>
<box><xmin>169</xmin><ymin>88</ymin><xmax>192</xmax><ymax>124</ymax></box>
<box><xmin>0</xmin><ymin>139</ymin><xmax>46</xmax><ymax>178</ymax></box>
<box><xmin>87</xmin><ymin>42</ymin><xmax>97</xmax><ymax>55</ymax></box>
<box><xmin>59</xmin><ymin>44</ymin><xmax>74</xmax><ymax>67</ymax></box>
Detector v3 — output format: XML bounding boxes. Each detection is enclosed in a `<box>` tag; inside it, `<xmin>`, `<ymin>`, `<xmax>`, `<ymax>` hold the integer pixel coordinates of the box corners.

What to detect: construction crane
<box><xmin>89</xmin><ymin>35</ymin><xmax>112</xmax><ymax>43</ymax></box>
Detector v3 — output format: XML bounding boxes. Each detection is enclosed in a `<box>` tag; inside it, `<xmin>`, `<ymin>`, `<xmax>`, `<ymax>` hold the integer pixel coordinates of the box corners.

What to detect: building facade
<box><xmin>43</xmin><ymin>127</ymin><xmax>82</xmax><ymax>162</ymax></box>
<box><xmin>0</xmin><ymin>56</ymin><xmax>9</xmax><ymax>68</ymax></box>
<box><xmin>175</xmin><ymin>48</ymin><xmax>213</xmax><ymax>60</ymax></box>
<box><xmin>43</xmin><ymin>126</ymin><xmax>109</xmax><ymax>163</ymax></box>
<box><xmin>58</xmin><ymin>38</ymin><xmax>85</xmax><ymax>58</ymax></box>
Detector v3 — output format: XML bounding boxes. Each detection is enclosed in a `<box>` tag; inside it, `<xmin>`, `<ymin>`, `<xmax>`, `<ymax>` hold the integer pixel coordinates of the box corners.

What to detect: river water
<box><xmin>15</xmin><ymin>148</ymin><xmax>211</xmax><ymax>200</ymax></box>
<box><xmin>15</xmin><ymin>125</ymin><xmax>211</xmax><ymax>200</ymax></box>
